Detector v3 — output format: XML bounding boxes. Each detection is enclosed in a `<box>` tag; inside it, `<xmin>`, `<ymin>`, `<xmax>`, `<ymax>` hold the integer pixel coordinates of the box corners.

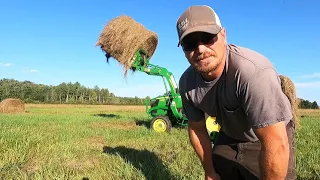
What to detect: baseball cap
<box><xmin>176</xmin><ymin>5</ymin><xmax>222</xmax><ymax>46</ymax></box>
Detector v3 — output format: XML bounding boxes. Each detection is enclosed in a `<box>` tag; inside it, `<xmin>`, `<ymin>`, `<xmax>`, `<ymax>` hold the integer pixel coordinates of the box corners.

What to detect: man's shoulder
<box><xmin>228</xmin><ymin>44</ymin><xmax>274</xmax><ymax>70</ymax></box>
<box><xmin>179</xmin><ymin>65</ymin><xmax>197</xmax><ymax>92</ymax></box>
<box><xmin>227</xmin><ymin>44</ymin><xmax>276</xmax><ymax>83</ymax></box>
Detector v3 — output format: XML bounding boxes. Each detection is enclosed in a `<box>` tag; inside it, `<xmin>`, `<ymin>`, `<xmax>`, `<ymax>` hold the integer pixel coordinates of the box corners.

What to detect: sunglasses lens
<box><xmin>182</xmin><ymin>33</ymin><xmax>216</xmax><ymax>51</ymax></box>
<box><xmin>181</xmin><ymin>38</ymin><xmax>194</xmax><ymax>51</ymax></box>
<box><xmin>202</xmin><ymin>34</ymin><xmax>215</xmax><ymax>44</ymax></box>
<box><xmin>182</xmin><ymin>43</ymin><xmax>196</xmax><ymax>51</ymax></box>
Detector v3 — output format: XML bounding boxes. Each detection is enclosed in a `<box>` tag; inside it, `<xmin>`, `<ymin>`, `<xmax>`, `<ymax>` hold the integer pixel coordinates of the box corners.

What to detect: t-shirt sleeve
<box><xmin>179</xmin><ymin>77</ymin><xmax>205</xmax><ymax>121</ymax></box>
<box><xmin>240</xmin><ymin>68</ymin><xmax>293</xmax><ymax>129</ymax></box>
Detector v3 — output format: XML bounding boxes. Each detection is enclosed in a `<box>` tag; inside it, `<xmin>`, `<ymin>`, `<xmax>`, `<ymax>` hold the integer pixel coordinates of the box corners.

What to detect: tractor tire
<box><xmin>205</xmin><ymin>116</ymin><xmax>221</xmax><ymax>143</ymax></box>
<box><xmin>151</xmin><ymin>116</ymin><xmax>172</xmax><ymax>133</ymax></box>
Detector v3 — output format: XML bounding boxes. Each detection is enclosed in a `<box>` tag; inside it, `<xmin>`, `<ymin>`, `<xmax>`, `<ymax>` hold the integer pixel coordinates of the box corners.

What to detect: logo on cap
<box><xmin>178</xmin><ymin>18</ymin><xmax>188</xmax><ymax>33</ymax></box>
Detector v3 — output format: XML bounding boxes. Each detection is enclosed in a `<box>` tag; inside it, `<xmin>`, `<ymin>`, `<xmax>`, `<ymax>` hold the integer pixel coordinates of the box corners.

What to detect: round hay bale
<box><xmin>0</xmin><ymin>98</ymin><xmax>26</xmax><ymax>114</ymax></box>
<box><xmin>279</xmin><ymin>75</ymin><xmax>299</xmax><ymax>127</ymax></box>
<box><xmin>96</xmin><ymin>15</ymin><xmax>158</xmax><ymax>76</ymax></box>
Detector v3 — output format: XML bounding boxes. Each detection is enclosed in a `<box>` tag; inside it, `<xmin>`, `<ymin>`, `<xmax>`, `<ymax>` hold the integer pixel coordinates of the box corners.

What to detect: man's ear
<box><xmin>220</xmin><ymin>28</ymin><xmax>226</xmax><ymax>36</ymax></box>
<box><xmin>220</xmin><ymin>28</ymin><xmax>227</xmax><ymax>44</ymax></box>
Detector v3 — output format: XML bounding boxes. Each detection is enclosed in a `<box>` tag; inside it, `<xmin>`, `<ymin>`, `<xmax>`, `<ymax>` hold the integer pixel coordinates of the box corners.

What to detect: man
<box><xmin>176</xmin><ymin>5</ymin><xmax>296</xmax><ymax>180</ymax></box>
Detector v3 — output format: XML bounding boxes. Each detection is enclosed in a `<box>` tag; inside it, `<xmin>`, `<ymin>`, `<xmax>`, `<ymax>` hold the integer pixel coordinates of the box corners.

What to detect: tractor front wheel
<box><xmin>151</xmin><ymin>116</ymin><xmax>172</xmax><ymax>133</ymax></box>
<box><xmin>205</xmin><ymin>116</ymin><xmax>221</xmax><ymax>143</ymax></box>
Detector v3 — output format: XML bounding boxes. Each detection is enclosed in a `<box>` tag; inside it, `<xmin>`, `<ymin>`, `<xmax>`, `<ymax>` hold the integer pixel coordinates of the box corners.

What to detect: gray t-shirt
<box><xmin>179</xmin><ymin>44</ymin><xmax>293</xmax><ymax>142</ymax></box>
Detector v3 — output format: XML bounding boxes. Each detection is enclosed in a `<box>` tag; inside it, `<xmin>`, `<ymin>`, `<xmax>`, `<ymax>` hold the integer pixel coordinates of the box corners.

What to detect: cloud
<box><xmin>0</xmin><ymin>63</ymin><xmax>13</xmax><ymax>67</ymax></box>
<box><xmin>29</xmin><ymin>69</ymin><xmax>39</xmax><ymax>73</ymax></box>
<box><xmin>299</xmin><ymin>72</ymin><xmax>320</xmax><ymax>79</ymax></box>
<box><xmin>295</xmin><ymin>81</ymin><xmax>320</xmax><ymax>88</ymax></box>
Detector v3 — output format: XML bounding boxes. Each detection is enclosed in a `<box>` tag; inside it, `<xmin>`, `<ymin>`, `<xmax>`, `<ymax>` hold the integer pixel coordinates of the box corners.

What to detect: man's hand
<box><xmin>205</xmin><ymin>172</ymin><xmax>221</xmax><ymax>180</ymax></box>
<box><xmin>254</xmin><ymin>121</ymin><xmax>289</xmax><ymax>180</ymax></box>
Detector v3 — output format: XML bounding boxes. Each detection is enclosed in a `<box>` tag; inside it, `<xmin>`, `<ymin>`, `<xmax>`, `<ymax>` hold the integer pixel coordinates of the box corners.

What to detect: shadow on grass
<box><xmin>93</xmin><ymin>113</ymin><xmax>120</xmax><ymax>118</ymax></box>
<box><xmin>134</xmin><ymin>118</ymin><xmax>151</xmax><ymax>129</ymax></box>
<box><xmin>102</xmin><ymin>146</ymin><xmax>177</xmax><ymax>180</ymax></box>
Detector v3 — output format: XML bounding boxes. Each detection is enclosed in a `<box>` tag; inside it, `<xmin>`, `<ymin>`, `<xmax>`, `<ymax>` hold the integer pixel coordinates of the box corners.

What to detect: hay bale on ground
<box><xmin>96</xmin><ymin>15</ymin><xmax>158</xmax><ymax>76</ymax></box>
<box><xmin>0</xmin><ymin>98</ymin><xmax>26</xmax><ymax>114</ymax></box>
<box><xmin>279</xmin><ymin>75</ymin><xmax>299</xmax><ymax>127</ymax></box>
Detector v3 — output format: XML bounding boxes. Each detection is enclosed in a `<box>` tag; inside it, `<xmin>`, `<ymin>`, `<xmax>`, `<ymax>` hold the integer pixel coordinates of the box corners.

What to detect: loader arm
<box><xmin>131</xmin><ymin>49</ymin><xmax>179</xmax><ymax>96</ymax></box>
<box><xmin>130</xmin><ymin>49</ymin><xmax>184</xmax><ymax>119</ymax></box>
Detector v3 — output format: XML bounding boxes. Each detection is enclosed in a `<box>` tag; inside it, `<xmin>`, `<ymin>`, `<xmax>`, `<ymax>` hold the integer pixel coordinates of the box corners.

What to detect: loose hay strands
<box><xmin>279</xmin><ymin>75</ymin><xmax>299</xmax><ymax>127</ymax></box>
<box><xmin>0</xmin><ymin>98</ymin><xmax>26</xmax><ymax>114</ymax></box>
<box><xmin>96</xmin><ymin>15</ymin><xmax>158</xmax><ymax>77</ymax></box>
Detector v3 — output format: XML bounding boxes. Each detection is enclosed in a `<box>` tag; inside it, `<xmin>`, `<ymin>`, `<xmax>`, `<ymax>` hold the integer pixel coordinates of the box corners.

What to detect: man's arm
<box><xmin>188</xmin><ymin>120</ymin><xmax>220</xmax><ymax>180</ymax></box>
<box><xmin>178</xmin><ymin>72</ymin><xmax>220</xmax><ymax>180</ymax></box>
<box><xmin>254</xmin><ymin>121</ymin><xmax>289</xmax><ymax>180</ymax></box>
<box><xmin>238</xmin><ymin>68</ymin><xmax>293</xmax><ymax>179</ymax></box>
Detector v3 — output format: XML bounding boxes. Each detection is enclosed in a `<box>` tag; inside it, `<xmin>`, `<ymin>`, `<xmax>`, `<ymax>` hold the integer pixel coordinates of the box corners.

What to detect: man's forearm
<box><xmin>189</xmin><ymin>127</ymin><xmax>215</xmax><ymax>174</ymax></box>
<box><xmin>259</xmin><ymin>144</ymin><xmax>289</xmax><ymax>180</ymax></box>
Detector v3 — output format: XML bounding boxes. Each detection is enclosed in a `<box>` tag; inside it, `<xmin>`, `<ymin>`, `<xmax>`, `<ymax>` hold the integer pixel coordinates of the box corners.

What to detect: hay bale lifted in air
<box><xmin>96</xmin><ymin>15</ymin><xmax>158</xmax><ymax>76</ymax></box>
<box><xmin>279</xmin><ymin>75</ymin><xmax>299</xmax><ymax>127</ymax></box>
<box><xmin>0</xmin><ymin>98</ymin><xmax>26</xmax><ymax>114</ymax></box>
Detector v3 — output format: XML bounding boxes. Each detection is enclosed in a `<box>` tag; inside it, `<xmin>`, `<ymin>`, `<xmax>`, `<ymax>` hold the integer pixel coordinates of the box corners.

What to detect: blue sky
<box><xmin>1</xmin><ymin>0</ymin><xmax>320</xmax><ymax>103</ymax></box>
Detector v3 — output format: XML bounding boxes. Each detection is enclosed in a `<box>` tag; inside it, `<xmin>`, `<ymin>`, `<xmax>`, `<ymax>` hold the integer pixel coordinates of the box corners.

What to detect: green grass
<box><xmin>0</xmin><ymin>104</ymin><xmax>319</xmax><ymax>179</ymax></box>
<box><xmin>296</xmin><ymin>113</ymin><xmax>320</xmax><ymax>180</ymax></box>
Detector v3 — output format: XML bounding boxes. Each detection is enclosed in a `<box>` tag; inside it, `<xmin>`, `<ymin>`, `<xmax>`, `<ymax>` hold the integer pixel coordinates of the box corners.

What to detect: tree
<box><xmin>311</xmin><ymin>101</ymin><xmax>319</xmax><ymax>109</ymax></box>
<box><xmin>94</xmin><ymin>85</ymin><xmax>101</xmax><ymax>103</ymax></box>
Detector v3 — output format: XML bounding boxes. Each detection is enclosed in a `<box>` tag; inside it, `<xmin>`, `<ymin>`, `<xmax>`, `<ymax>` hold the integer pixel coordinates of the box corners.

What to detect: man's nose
<box><xmin>196</xmin><ymin>43</ymin><xmax>207</xmax><ymax>53</ymax></box>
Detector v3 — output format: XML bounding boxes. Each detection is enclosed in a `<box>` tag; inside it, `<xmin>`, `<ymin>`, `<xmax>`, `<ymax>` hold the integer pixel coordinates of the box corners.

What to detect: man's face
<box><xmin>181</xmin><ymin>29</ymin><xmax>226</xmax><ymax>73</ymax></box>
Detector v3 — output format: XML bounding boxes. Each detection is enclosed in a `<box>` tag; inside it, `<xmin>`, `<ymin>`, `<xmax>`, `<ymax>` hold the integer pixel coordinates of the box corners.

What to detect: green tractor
<box><xmin>130</xmin><ymin>49</ymin><xmax>186</xmax><ymax>132</ymax></box>
<box><xmin>131</xmin><ymin>49</ymin><xmax>220</xmax><ymax>140</ymax></box>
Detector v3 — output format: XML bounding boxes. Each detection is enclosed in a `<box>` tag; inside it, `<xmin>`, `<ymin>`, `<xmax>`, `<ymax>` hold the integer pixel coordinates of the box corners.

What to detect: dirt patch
<box><xmin>64</xmin><ymin>157</ymin><xmax>99</xmax><ymax>171</ymax></box>
<box><xmin>21</xmin><ymin>158</ymin><xmax>41</xmax><ymax>174</ymax></box>
<box><xmin>90</xmin><ymin>121</ymin><xmax>138</xmax><ymax>130</ymax></box>
<box><xmin>85</xmin><ymin>136</ymin><xmax>106</xmax><ymax>149</ymax></box>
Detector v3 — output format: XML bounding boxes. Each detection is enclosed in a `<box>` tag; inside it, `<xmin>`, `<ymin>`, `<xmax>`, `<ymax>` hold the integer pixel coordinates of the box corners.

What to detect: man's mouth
<box><xmin>196</xmin><ymin>56</ymin><xmax>211</xmax><ymax>62</ymax></box>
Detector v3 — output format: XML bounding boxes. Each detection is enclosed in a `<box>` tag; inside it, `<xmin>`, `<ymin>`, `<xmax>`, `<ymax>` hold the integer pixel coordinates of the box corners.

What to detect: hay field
<box><xmin>0</xmin><ymin>104</ymin><xmax>319</xmax><ymax>179</ymax></box>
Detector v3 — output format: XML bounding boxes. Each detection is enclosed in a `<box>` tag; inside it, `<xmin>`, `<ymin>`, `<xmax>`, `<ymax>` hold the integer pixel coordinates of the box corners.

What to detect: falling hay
<box><xmin>279</xmin><ymin>75</ymin><xmax>299</xmax><ymax>127</ymax></box>
<box><xmin>0</xmin><ymin>98</ymin><xmax>26</xmax><ymax>114</ymax></box>
<box><xmin>96</xmin><ymin>15</ymin><xmax>158</xmax><ymax>77</ymax></box>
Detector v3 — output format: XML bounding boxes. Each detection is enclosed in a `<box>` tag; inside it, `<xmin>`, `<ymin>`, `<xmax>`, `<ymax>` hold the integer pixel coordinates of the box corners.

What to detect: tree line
<box><xmin>0</xmin><ymin>78</ymin><xmax>319</xmax><ymax>109</ymax></box>
<box><xmin>0</xmin><ymin>78</ymin><xmax>149</xmax><ymax>105</ymax></box>
<box><xmin>298</xmin><ymin>99</ymin><xmax>319</xmax><ymax>109</ymax></box>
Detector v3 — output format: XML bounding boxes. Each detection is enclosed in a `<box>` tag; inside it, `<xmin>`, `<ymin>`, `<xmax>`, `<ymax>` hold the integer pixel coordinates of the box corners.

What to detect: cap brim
<box><xmin>177</xmin><ymin>25</ymin><xmax>222</xmax><ymax>47</ymax></box>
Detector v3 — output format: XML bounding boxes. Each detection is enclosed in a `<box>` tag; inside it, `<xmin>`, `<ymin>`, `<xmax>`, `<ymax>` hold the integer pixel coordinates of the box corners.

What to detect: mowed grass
<box><xmin>0</xmin><ymin>104</ymin><xmax>202</xmax><ymax>180</ymax></box>
<box><xmin>0</xmin><ymin>104</ymin><xmax>319</xmax><ymax>180</ymax></box>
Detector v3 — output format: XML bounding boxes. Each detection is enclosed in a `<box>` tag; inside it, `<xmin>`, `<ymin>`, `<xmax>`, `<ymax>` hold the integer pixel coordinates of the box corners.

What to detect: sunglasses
<box><xmin>181</xmin><ymin>33</ymin><xmax>217</xmax><ymax>51</ymax></box>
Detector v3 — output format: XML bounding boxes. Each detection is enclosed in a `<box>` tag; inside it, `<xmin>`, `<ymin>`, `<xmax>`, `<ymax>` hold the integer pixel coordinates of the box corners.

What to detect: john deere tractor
<box><xmin>130</xmin><ymin>49</ymin><xmax>220</xmax><ymax>140</ymax></box>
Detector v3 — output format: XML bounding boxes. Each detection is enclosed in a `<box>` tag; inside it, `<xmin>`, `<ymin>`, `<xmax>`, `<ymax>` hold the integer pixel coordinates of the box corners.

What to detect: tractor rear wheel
<box><xmin>151</xmin><ymin>116</ymin><xmax>172</xmax><ymax>132</ymax></box>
